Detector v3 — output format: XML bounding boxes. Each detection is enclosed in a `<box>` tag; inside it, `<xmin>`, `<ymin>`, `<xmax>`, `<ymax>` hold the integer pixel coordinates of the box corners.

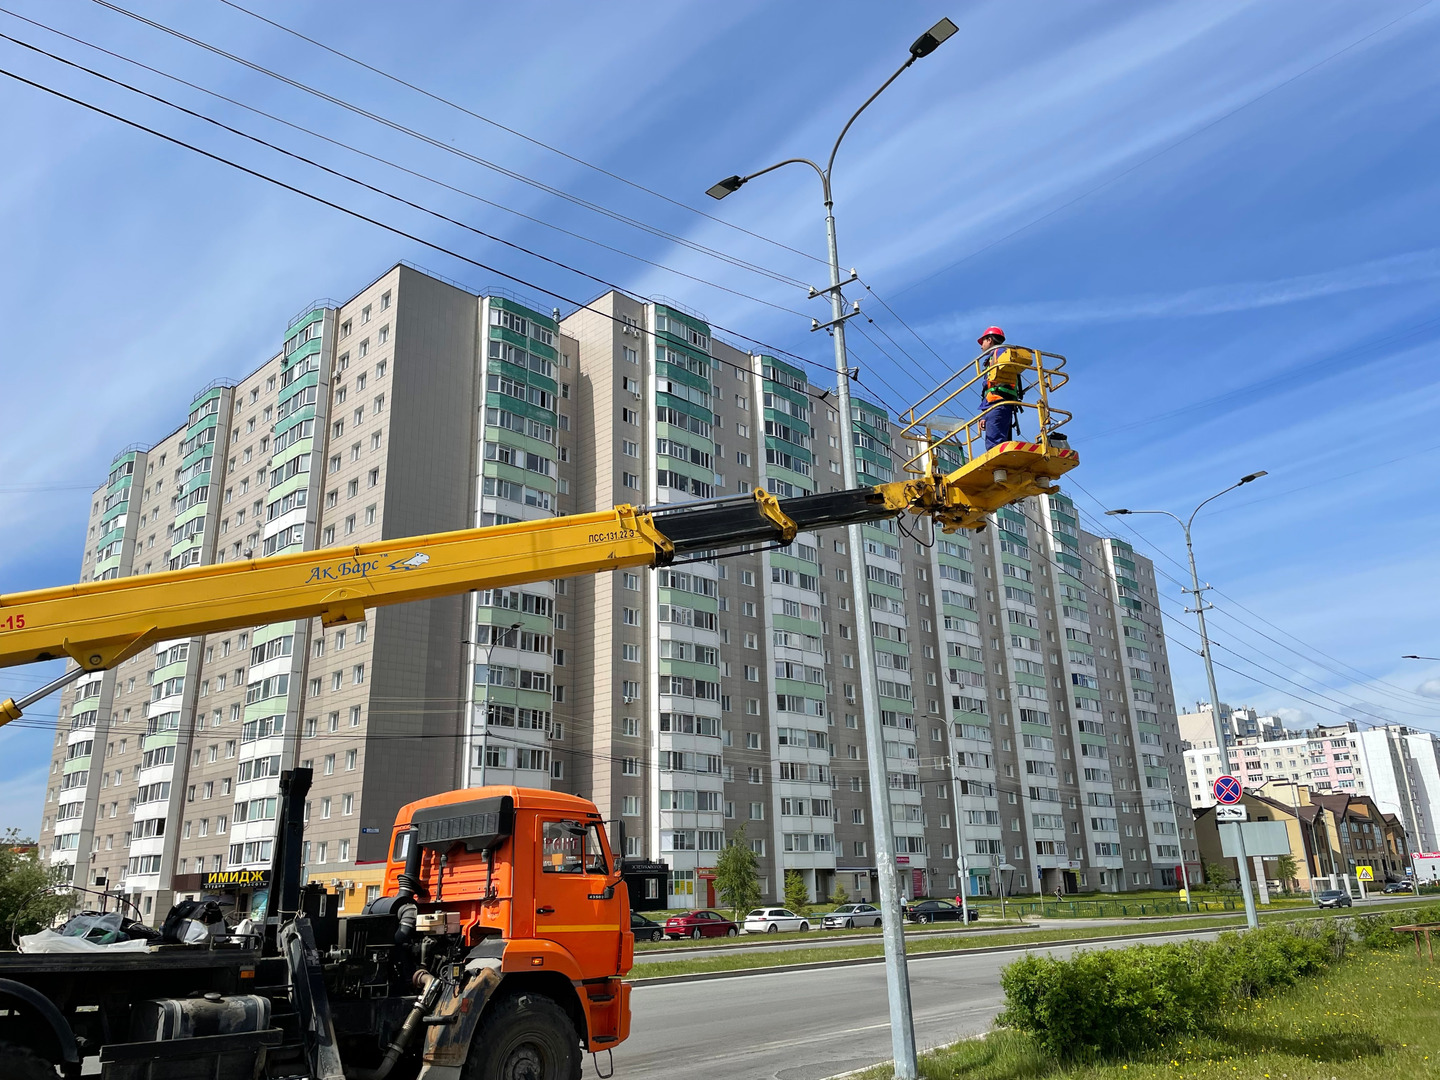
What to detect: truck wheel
<box><xmin>464</xmin><ymin>993</ymin><xmax>580</xmax><ymax>1080</ymax></box>
<box><xmin>0</xmin><ymin>1044</ymin><xmax>58</xmax><ymax>1080</ymax></box>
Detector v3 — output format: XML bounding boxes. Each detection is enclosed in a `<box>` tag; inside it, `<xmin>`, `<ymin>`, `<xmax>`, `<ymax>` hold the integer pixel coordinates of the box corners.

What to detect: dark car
<box><xmin>1316</xmin><ymin>889</ymin><xmax>1352</xmax><ymax>908</ymax></box>
<box><xmin>1383</xmin><ymin>881</ymin><xmax>1415</xmax><ymax>894</ymax></box>
<box><xmin>662</xmin><ymin>909</ymin><xmax>739</xmax><ymax>940</ymax></box>
<box><xmin>903</xmin><ymin>899</ymin><xmax>979</xmax><ymax>924</ymax></box>
<box><xmin>631</xmin><ymin>910</ymin><xmax>665</xmax><ymax>942</ymax></box>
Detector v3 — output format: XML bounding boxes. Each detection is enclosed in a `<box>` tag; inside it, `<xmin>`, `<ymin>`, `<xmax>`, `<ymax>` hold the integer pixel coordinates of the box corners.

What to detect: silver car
<box><xmin>821</xmin><ymin>903</ymin><xmax>883</xmax><ymax>929</ymax></box>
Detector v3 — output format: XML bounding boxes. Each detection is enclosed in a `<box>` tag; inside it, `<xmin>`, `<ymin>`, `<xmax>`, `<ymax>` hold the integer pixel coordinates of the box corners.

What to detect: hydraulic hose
<box><xmin>343</xmin><ymin>972</ymin><xmax>438</xmax><ymax>1080</ymax></box>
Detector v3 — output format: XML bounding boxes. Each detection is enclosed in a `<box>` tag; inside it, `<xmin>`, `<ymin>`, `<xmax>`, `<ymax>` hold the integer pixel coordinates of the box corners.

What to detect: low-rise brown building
<box><xmin>1194</xmin><ymin>780</ymin><xmax>1408</xmax><ymax>894</ymax></box>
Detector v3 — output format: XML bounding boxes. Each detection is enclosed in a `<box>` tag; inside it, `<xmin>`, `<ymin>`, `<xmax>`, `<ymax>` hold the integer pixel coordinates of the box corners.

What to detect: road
<box><xmin>611</xmin><ymin>916</ymin><xmax>1345</xmax><ymax>1080</ymax></box>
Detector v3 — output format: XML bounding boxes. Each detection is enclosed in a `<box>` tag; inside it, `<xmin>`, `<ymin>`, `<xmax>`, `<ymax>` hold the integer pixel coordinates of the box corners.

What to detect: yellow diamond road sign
<box><xmin>1356</xmin><ymin>865</ymin><xmax>1374</xmax><ymax>881</ymax></box>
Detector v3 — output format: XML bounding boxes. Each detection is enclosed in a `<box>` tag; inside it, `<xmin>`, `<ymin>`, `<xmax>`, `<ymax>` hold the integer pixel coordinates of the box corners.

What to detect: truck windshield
<box><xmin>541</xmin><ymin>820</ymin><xmax>608</xmax><ymax>875</ymax></box>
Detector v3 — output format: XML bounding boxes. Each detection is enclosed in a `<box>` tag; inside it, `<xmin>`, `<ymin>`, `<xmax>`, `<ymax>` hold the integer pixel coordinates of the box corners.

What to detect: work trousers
<box><xmin>984</xmin><ymin>402</ymin><xmax>1017</xmax><ymax>450</ymax></box>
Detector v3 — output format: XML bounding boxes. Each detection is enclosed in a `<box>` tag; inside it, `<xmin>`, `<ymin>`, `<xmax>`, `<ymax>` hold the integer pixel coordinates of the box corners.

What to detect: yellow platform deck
<box><xmin>932</xmin><ymin>440</ymin><xmax>1079</xmax><ymax>531</ymax></box>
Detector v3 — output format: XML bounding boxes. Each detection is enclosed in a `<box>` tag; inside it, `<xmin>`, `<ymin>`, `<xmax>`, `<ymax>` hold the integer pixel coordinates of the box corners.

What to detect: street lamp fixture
<box><xmin>1402</xmin><ymin>655</ymin><xmax>1440</xmax><ymax>661</ymax></box>
<box><xmin>705</xmin><ymin>175</ymin><xmax>745</xmax><ymax>201</ymax></box>
<box><xmin>909</xmin><ymin>17</ymin><xmax>959</xmax><ymax>58</ymax></box>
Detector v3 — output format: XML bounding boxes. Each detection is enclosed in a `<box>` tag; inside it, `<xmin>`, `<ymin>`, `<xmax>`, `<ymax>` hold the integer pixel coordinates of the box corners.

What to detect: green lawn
<box><xmin>633</xmin><ymin>918</ymin><xmax>1028</xmax><ymax>952</ymax></box>
<box><xmin>627</xmin><ymin>909</ymin><xmax>1336</xmax><ymax>980</ymax></box>
<box><xmin>856</xmin><ymin>950</ymin><xmax>1440</xmax><ymax>1080</ymax></box>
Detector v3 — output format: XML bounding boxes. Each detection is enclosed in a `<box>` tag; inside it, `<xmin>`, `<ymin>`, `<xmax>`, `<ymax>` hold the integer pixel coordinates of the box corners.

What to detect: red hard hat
<box><xmin>977</xmin><ymin>326</ymin><xmax>1005</xmax><ymax>345</ymax></box>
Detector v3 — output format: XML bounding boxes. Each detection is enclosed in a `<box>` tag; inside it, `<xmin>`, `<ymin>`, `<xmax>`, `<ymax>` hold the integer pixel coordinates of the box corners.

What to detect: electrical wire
<box><xmin>0</xmin><ymin>55</ymin><xmax>918</xmax><ymax>421</ymax></box>
<box><xmin>0</xmin><ymin>7</ymin><xmax>823</xmax><ymax>323</ymax></box>
<box><xmin>213</xmin><ymin>0</ymin><xmax>832</xmax><ymax>272</ymax></box>
<box><xmin>1059</xmin><ymin>496</ymin><xmax>1440</xmax><ymax>732</ymax></box>
<box><xmin>1066</xmin><ymin>478</ymin><xmax>1440</xmax><ymax>716</ymax></box>
<box><xmin>87</xmin><ymin>0</ymin><xmax>816</xmax><ymax>292</ymax></box>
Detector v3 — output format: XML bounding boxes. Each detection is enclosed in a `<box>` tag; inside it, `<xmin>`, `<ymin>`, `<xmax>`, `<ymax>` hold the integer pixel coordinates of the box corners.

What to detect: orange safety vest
<box><xmin>983</xmin><ymin>349</ymin><xmax>1023</xmax><ymax>403</ymax></box>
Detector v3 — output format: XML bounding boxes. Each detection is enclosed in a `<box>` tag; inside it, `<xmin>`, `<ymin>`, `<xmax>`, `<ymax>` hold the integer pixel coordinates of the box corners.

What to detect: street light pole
<box><xmin>708</xmin><ymin>20</ymin><xmax>956</xmax><ymax>1078</ymax></box>
<box><xmin>1167</xmin><ymin>793</ymin><xmax>1194</xmax><ymax>911</ymax></box>
<box><xmin>1107</xmin><ymin>472</ymin><xmax>1266</xmax><ymax>929</ymax></box>
<box><xmin>935</xmin><ymin>713</ymin><xmax>972</xmax><ymax>922</ymax></box>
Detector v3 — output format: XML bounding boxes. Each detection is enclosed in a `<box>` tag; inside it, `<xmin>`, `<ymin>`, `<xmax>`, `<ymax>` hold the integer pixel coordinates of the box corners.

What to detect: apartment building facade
<box><xmin>1185</xmin><ymin>720</ymin><xmax>1371</xmax><ymax>809</ymax></box>
<box><xmin>1354</xmin><ymin>725</ymin><xmax>1440</xmax><ymax>853</ymax></box>
<box><xmin>37</xmin><ymin>265</ymin><xmax>1189</xmax><ymax>919</ymax></box>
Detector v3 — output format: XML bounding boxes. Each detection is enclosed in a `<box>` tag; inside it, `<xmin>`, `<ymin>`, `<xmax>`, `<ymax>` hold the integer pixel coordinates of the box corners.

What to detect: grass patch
<box><xmin>626</xmin><ymin>908</ymin><xmax>1336</xmax><ymax>980</ymax></box>
<box><xmin>632</xmin><ymin>919</ymin><xmax>1029</xmax><ymax>953</ymax></box>
<box><xmin>856</xmin><ymin>950</ymin><xmax>1439</xmax><ymax>1079</ymax></box>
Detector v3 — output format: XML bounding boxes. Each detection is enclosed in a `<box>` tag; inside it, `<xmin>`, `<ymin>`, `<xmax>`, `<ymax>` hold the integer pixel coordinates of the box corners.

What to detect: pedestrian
<box><xmin>977</xmin><ymin>325</ymin><xmax>1021</xmax><ymax>450</ymax></box>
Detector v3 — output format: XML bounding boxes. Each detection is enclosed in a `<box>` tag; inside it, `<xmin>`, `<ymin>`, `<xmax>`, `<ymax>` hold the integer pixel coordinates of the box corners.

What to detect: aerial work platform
<box><xmin>898</xmin><ymin>344</ymin><xmax>1078</xmax><ymax>532</ymax></box>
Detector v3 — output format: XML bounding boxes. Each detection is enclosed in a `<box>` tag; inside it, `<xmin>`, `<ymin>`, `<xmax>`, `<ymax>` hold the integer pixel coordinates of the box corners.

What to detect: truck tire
<box><xmin>0</xmin><ymin>1043</ymin><xmax>58</xmax><ymax>1080</ymax></box>
<box><xmin>464</xmin><ymin>993</ymin><xmax>581</xmax><ymax>1080</ymax></box>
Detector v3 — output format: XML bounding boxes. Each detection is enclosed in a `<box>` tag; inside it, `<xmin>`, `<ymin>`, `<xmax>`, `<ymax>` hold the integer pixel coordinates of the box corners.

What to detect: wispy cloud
<box><xmin>924</xmin><ymin>248</ymin><xmax>1440</xmax><ymax>336</ymax></box>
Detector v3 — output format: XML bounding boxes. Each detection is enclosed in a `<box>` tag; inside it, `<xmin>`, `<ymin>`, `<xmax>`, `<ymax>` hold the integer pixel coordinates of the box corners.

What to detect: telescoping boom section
<box><xmin>0</xmin><ymin>346</ymin><xmax>1075</xmax><ymax>718</ymax></box>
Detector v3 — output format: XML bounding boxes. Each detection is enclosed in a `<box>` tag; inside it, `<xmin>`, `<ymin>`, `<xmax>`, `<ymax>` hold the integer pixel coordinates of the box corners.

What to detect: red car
<box><xmin>663</xmin><ymin>909</ymin><xmax>739</xmax><ymax>940</ymax></box>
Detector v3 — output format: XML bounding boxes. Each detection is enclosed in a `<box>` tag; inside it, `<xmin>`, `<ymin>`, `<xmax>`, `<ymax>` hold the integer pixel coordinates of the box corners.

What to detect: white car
<box><xmin>743</xmin><ymin>908</ymin><xmax>811</xmax><ymax>934</ymax></box>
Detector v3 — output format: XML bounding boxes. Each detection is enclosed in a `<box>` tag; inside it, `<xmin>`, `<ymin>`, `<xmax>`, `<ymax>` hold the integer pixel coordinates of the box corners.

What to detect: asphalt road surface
<box><xmin>612</xmin><ymin>926</ymin><xmax>1225</xmax><ymax>1080</ymax></box>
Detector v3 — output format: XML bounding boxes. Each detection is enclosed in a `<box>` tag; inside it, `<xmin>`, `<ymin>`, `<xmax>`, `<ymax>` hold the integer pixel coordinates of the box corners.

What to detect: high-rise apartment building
<box><xmin>1354</xmin><ymin>725</ymin><xmax>1440</xmax><ymax>853</ymax></box>
<box><xmin>37</xmin><ymin>265</ymin><xmax>1188</xmax><ymax>920</ymax></box>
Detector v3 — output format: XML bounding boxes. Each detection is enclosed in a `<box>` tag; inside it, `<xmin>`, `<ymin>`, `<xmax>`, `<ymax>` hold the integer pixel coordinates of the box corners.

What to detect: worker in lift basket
<box><xmin>978</xmin><ymin>325</ymin><xmax>1021</xmax><ymax>450</ymax></box>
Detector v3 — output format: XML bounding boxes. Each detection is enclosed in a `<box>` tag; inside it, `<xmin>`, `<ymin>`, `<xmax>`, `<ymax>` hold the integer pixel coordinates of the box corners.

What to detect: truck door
<box><xmin>533</xmin><ymin>816</ymin><xmax>619</xmax><ymax>967</ymax></box>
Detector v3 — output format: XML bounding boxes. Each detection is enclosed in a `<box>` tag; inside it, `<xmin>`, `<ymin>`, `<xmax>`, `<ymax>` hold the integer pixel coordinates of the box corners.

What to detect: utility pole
<box><xmin>708</xmin><ymin>20</ymin><xmax>958</xmax><ymax>1079</ymax></box>
<box><xmin>1108</xmin><ymin>472</ymin><xmax>1267</xmax><ymax>930</ymax></box>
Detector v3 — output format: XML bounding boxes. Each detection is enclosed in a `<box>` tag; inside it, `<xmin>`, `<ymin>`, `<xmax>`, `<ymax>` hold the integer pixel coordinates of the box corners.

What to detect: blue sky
<box><xmin>3</xmin><ymin>0</ymin><xmax>1439</xmax><ymax>834</ymax></box>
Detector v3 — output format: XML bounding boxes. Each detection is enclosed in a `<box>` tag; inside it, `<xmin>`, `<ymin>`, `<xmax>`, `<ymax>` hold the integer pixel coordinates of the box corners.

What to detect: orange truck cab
<box><xmin>363</xmin><ymin>786</ymin><xmax>633</xmax><ymax>1079</ymax></box>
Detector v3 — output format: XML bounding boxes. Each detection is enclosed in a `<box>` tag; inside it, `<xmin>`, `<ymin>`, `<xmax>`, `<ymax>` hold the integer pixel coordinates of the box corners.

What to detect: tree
<box><xmin>829</xmin><ymin>879</ymin><xmax>850</xmax><ymax>907</ymax></box>
<box><xmin>0</xmin><ymin>831</ymin><xmax>71</xmax><ymax>937</ymax></box>
<box><xmin>1203</xmin><ymin>860</ymin><xmax>1233</xmax><ymax>892</ymax></box>
<box><xmin>784</xmin><ymin>869</ymin><xmax>810</xmax><ymax>916</ymax></box>
<box><xmin>712</xmin><ymin>825</ymin><xmax>760</xmax><ymax>922</ymax></box>
<box><xmin>1274</xmin><ymin>853</ymin><xmax>1299</xmax><ymax>894</ymax></box>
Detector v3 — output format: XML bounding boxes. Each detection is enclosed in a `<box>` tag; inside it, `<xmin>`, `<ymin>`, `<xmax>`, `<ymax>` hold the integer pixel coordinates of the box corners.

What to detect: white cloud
<box><xmin>925</xmin><ymin>248</ymin><xmax>1440</xmax><ymax>335</ymax></box>
<box><xmin>1418</xmin><ymin>680</ymin><xmax>1440</xmax><ymax>699</ymax></box>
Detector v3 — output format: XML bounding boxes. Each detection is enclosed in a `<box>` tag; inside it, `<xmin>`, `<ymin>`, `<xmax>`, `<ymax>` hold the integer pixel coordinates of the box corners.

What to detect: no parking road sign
<box><xmin>1213</xmin><ymin>775</ymin><xmax>1243</xmax><ymax>805</ymax></box>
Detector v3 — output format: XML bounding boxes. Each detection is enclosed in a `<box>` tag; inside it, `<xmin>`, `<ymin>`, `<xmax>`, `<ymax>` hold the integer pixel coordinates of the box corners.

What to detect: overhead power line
<box><xmin>1066</xmin><ymin>478</ymin><xmax>1440</xmax><ymax>715</ymax></box>
<box><xmin>87</xmin><ymin>0</ymin><xmax>816</xmax><ymax>292</ymax></box>
<box><xmin>0</xmin><ymin>51</ymin><xmax>914</xmax><ymax>421</ymax></box>
<box><xmin>1063</xmin><ymin>492</ymin><xmax>1440</xmax><ymax>724</ymax></box>
<box><xmin>0</xmin><ymin>6</ymin><xmax>821</xmax><ymax>322</ymax></box>
<box><xmin>213</xmin><ymin>0</ymin><xmax>832</xmax><ymax>272</ymax></box>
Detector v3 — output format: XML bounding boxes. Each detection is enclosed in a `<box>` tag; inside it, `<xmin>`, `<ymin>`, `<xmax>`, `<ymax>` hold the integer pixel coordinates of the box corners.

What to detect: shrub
<box><xmin>1353</xmin><ymin>905</ymin><xmax>1426</xmax><ymax>950</ymax></box>
<box><xmin>998</xmin><ymin>921</ymin><xmax>1359</xmax><ymax>1060</ymax></box>
<box><xmin>1208</xmin><ymin>923</ymin><xmax>1330</xmax><ymax>997</ymax></box>
<box><xmin>999</xmin><ymin>941</ymin><xmax>1218</xmax><ymax>1059</ymax></box>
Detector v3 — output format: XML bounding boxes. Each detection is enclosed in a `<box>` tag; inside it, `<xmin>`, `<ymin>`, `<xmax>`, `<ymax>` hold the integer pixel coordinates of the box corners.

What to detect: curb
<box><xmin>626</xmin><ymin>922</ymin><xmax>1244</xmax><ymax>986</ymax></box>
<box><xmin>820</xmin><ymin>1032</ymin><xmax>990</xmax><ymax>1080</ymax></box>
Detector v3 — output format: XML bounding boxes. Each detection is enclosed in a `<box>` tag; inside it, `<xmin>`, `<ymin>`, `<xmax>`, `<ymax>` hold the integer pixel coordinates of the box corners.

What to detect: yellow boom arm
<box><xmin>0</xmin><ymin>434</ymin><xmax>1077</xmax><ymax>724</ymax></box>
